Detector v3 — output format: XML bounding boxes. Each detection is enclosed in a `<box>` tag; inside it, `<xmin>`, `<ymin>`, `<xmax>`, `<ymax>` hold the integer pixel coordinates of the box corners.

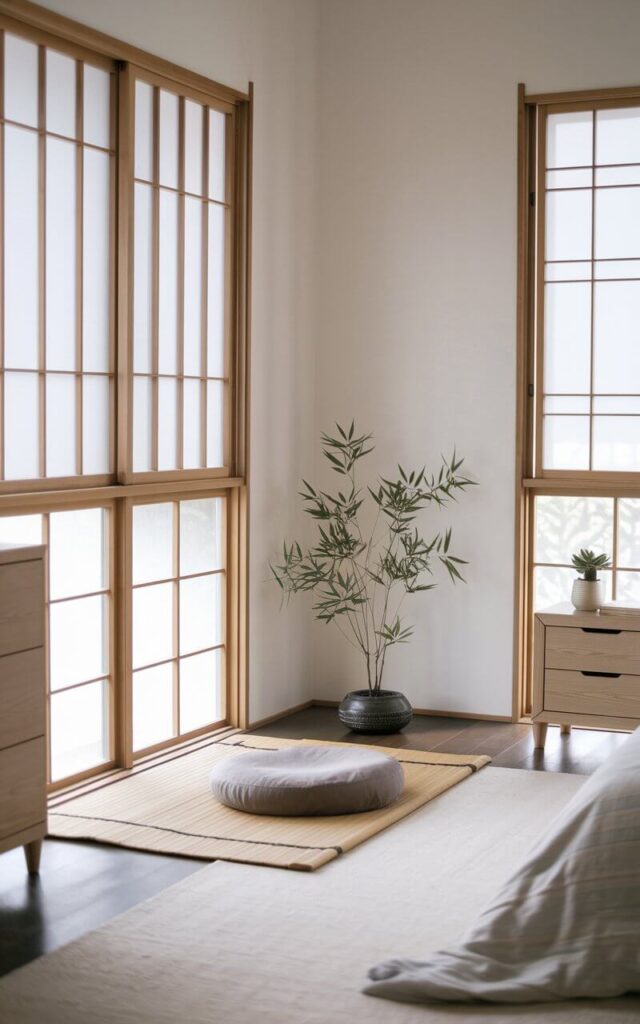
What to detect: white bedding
<box><xmin>366</xmin><ymin>727</ymin><xmax>640</xmax><ymax>1005</ymax></box>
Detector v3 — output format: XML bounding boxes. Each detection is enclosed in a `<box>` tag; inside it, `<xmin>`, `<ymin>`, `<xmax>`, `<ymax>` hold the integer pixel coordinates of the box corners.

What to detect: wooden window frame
<box><xmin>514</xmin><ymin>82</ymin><xmax>640</xmax><ymax>720</ymax></box>
<box><xmin>0</xmin><ymin>0</ymin><xmax>251</xmax><ymax>789</ymax></box>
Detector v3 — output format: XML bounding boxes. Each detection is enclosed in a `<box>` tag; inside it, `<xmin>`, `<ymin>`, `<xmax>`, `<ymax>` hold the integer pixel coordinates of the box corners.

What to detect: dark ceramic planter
<box><xmin>338</xmin><ymin>688</ymin><xmax>413</xmax><ymax>734</ymax></box>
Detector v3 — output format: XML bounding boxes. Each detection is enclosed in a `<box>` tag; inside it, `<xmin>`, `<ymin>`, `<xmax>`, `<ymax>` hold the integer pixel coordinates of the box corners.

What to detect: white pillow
<box><xmin>364</xmin><ymin>727</ymin><xmax>640</xmax><ymax>1004</ymax></box>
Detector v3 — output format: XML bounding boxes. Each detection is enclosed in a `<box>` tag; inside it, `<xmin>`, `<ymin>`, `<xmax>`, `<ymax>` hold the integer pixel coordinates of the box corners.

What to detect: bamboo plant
<box><xmin>271</xmin><ymin>423</ymin><xmax>475</xmax><ymax>694</ymax></box>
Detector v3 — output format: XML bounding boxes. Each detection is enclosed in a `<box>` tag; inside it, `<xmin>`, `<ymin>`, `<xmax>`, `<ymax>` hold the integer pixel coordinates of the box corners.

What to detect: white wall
<box><xmin>312</xmin><ymin>0</ymin><xmax>640</xmax><ymax>717</ymax></box>
<box><xmin>39</xmin><ymin>0</ymin><xmax>320</xmax><ymax>725</ymax></box>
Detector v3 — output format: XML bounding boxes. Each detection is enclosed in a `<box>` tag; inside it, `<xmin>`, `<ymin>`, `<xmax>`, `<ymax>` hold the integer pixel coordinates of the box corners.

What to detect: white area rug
<box><xmin>1</xmin><ymin>766</ymin><xmax>639</xmax><ymax>1023</ymax></box>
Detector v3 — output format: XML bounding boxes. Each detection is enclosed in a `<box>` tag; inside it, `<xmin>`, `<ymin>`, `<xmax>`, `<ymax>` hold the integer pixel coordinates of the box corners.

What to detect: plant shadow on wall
<box><xmin>271</xmin><ymin>424</ymin><xmax>476</xmax><ymax>734</ymax></box>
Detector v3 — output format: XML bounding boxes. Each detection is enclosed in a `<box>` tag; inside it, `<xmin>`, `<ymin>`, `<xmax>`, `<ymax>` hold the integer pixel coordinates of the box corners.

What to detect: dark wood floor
<box><xmin>0</xmin><ymin>710</ymin><xmax>631</xmax><ymax>979</ymax></box>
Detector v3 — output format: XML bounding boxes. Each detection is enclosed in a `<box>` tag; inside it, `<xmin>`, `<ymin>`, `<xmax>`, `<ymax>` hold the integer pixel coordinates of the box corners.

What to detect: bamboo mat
<box><xmin>48</xmin><ymin>735</ymin><xmax>490</xmax><ymax>870</ymax></box>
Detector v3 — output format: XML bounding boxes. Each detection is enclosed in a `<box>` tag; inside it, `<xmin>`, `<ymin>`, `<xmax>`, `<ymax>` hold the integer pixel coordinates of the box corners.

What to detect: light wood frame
<box><xmin>0</xmin><ymin>0</ymin><xmax>251</xmax><ymax>788</ymax></box>
<box><xmin>515</xmin><ymin>82</ymin><xmax>640</xmax><ymax>719</ymax></box>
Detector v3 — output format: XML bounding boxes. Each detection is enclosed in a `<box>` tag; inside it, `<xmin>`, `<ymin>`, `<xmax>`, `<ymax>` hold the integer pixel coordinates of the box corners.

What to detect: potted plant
<box><xmin>271</xmin><ymin>424</ymin><xmax>475</xmax><ymax>734</ymax></box>
<box><xmin>570</xmin><ymin>549</ymin><xmax>611</xmax><ymax>612</ymax></box>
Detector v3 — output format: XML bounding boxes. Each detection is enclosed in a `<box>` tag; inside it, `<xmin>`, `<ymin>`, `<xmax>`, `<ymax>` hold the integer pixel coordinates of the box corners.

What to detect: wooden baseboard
<box><xmin>247</xmin><ymin>700</ymin><xmax>313</xmax><ymax>730</ymax></box>
<box><xmin>310</xmin><ymin>699</ymin><xmax>512</xmax><ymax>723</ymax></box>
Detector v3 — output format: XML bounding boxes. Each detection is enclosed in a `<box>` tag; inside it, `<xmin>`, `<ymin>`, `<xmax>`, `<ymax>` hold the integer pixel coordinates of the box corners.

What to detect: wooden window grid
<box><xmin>0</xmin><ymin>1</ymin><xmax>251</xmax><ymax>789</ymax></box>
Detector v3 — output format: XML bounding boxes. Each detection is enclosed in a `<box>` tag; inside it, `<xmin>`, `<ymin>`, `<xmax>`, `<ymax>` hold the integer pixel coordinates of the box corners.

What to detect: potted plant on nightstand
<box><xmin>270</xmin><ymin>423</ymin><xmax>475</xmax><ymax>734</ymax></box>
<box><xmin>570</xmin><ymin>549</ymin><xmax>611</xmax><ymax>612</ymax></box>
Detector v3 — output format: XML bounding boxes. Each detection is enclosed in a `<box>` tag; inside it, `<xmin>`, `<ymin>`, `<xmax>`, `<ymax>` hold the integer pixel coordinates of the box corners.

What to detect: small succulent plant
<box><xmin>571</xmin><ymin>549</ymin><xmax>611</xmax><ymax>582</ymax></box>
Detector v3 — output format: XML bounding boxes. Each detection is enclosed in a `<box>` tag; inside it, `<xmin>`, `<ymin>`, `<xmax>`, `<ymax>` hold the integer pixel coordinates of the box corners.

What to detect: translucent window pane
<box><xmin>207</xmin><ymin>204</ymin><xmax>225</xmax><ymax>377</ymax></box>
<box><xmin>544</xmin><ymin>261</ymin><xmax>590</xmax><ymax>282</ymax></box>
<box><xmin>179</xmin><ymin>573</ymin><xmax>222</xmax><ymax>654</ymax></box>
<box><xmin>618</xmin><ymin>499</ymin><xmax>640</xmax><ymax>568</ymax></box>
<box><xmin>542</xmin><ymin>416</ymin><xmax>589</xmax><ymax>470</ymax></box>
<box><xmin>595</xmin><ymin>259</ymin><xmax>640</xmax><ymax>280</ymax></box>
<box><xmin>180</xmin><ymin>648</ymin><xmax>222</xmax><ymax>733</ymax></box>
<box><xmin>593</xmin><ymin>281</ymin><xmax>640</xmax><ymax>394</ymax></box>
<box><xmin>207</xmin><ymin>380</ymin><xmax>224</xmax><ymax>467</ymax></box>
<box><xmin>83</xmin><ymin>375</ymin><xmax>110</xmax><ymax>475</ymax></box>
<box><xmin>4</xmin><ymin>372</ymin><xmax>40</xmax><ymax>480</ymax></box>
<box><xmin>83</xmin><ymin>65</ymin><xmax>111</xmax><ymax>148</ymax></box>
<box><xmin>158</xmin><ymin>190</ymin><xmax>179</xmax><ymax>375</ymax></box>
<box><xmin>0</xmin><ymin>514</ymin><xmax>43</xmax><ymax>546</ymax></box>
<box><xmin>595</xmin><ymin>188</ymin><xmax>640</xmax><ymax>260</ymax></box>
<box><xmin>4</xmin><ymin>34</ymin><xmax>38</xmax><ymax>128</ymax></box>
<box><xmin>50</xmin><ymin>594</ymin><xmax>108</xmax><ymax>689</ymax></box>
<box><xmin>543</xmin><ymin>283</ymin><xmax>591</xmax><ymax>394</ymax></box>
<box><xmin>184</xmin><ymin>196</ymin><xmax>203</xmax><ymax>376</ymax></box>
<box><xmin>133</xmin><ymin>377</ymin><xmax>152</xmax><ymax>472</ymax></box>
<box><xmin>543</xmin><ymin>396</ymin><xmax>590</xmax><ymax>414</ymax></box>
<box><xmin>83</xmin><ymin>148</ymin><xmax>111</xmax><ymax>373</ymax></box>
<box><xmin>616</xmin><ymin>571</ymin><xmax>640</xmax><ymax>603</ymax></box>
<box><xmin>46</xmin><ymin>50</ymin><xmax>76</xmax><ymax>138</ymax></box>
<box><xmin>545</xmin><ymin>190</ymin><xmax>592</xmax><ymax>262</ymax></box>
<box><xmin>596</xmin><ymin>166</ymin><xmax>640</xmax><ymax>187</ymax></box>
<box><xmin>534</xmin><ymin>565</ymin><xmax>611</xmax><ymax>612</ymax></box>
<box><xmin>180</xmin><ymin>497</ymin><xmax>223</xmax><ymax>575</ymax></box>
<box><xmin>535</xmin><ymin>496</ymin><xmax>613</xmax><ymax>566</ymax></box>
<box><xmin>133</xmin><ymin>183</ymin><xmax>153</xmax><ymax>373</ymax></box>
<box><xmin>593</xmin><ymin>417</ymin><xmax>640</xmax><ymax>472</ymax></box>
<box><xmin>596</xmin><ymin>107</ymin><xmax>640</xmax><ymax>166</ymax></box>
<box><xmin>46</xmin><ymin>374</ymin><xmax>76</xmax><ymax>477</ymax></box>
<box><xmin>546</xmin><ymin>111</ymin><xmax>592</xmax><ymax>169</ymax></box>
<box><xmin>158</xmin><ymin>377</ymin><xmax>178</xmax><ymax>471</ymax></box>
<box><xmin>593</xmin><ymin>396</ymin><xmax>640</xmax><ymax>414</ymax></box>
<box><xmin>183</xmin><ymin>378</ymin><xmax>202</xmax><ymax>469</ymax></box>
<box><xmin>208</xmin><ymin>110</ymin><xmax>226</xmax><ymax>202</ymax></box>
<box><xmin>5</xmin><ymin>126</ymin><xmax>39</xmax><ymax>370</ymax></box>
<box><xmin>546</xmin><ymin>168</ymin><xmax>592</xmax><ymax>189</ymax></box>
<box><xmin>51</xmin><ymin>681</ymin><xmax>108</xmax><ymax>782</ymax></box>
<box><xmin>49</xmin><ymin>507</ymin><xmax>107</xmax><ymax>600</ymax></box>
<box><xmin>133</xmin><ymin>662</ymin><xmax>174</xmax><ymax>751</ymax></box>
<box><xmin>184</xmin><ymin>100</ymin><xmax>203</xmax><ymax>195</ymax></box>
<box><xmin>46</xmin><ymin>138</ymin><xmax>77</xmax><ymax>371</ymax></box>
<box><xmin>159</xmin><ymin>89</ymin><xmax>179</xmax><ymax>188</ymax></box>
<box><xmin>132</xmin><ymin>581</ymin><xmax>174</xmax><ymax>668</ymax></box>
<box><xmin>134</xmin><ymin>81</ymin><xmax>153</xmax><ymax>182</ymax></box>
<box><xmin>132</xmin><ymin>502</ymin><xmax>174</xmax><ymax>585</ymax></box>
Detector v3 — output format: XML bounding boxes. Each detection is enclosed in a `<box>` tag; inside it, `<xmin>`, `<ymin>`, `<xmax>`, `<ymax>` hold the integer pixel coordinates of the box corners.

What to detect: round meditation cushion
<box><xmin>209</xmin><ymin>745</ymin><xmax>405</xmax><ymax>816</ymax></box>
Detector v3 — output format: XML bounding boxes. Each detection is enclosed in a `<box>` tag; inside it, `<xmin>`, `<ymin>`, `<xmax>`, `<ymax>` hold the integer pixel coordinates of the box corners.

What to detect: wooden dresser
<box><xmin>532</xmin><ymin>603</ymin><xmax>640</xmax><ymax>748</ymax></box>
<box><xmin>0</xmin><ymin>542</ymin><xmax>47</xmax><ymax>873</ymax></box>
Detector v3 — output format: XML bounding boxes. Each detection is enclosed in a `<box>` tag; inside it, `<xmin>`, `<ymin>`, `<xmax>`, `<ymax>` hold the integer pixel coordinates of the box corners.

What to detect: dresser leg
<box><xmin>560</xmin><ymin>724</ymin><xmax>571</xmax><ymax>736</ymax></box>
<box><xmin>24</xmin><ymin>839</ymin><xmax>43</xmax><ymax>875</ymax></box>
<box><xmin>532</xmin><ymin>722</ymin><xmax>548</xmax><ymax>749</ymax></box>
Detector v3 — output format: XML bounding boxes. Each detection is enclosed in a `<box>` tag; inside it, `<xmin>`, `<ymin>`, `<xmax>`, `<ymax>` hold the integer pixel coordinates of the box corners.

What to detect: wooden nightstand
<box><xmin>532</xmin><ymin>603</ymin><xmax>640</xmax><ymax>748</ymax></box>
<box><xmin>0</xmin><ymin>543</ymin><xmax>47</xmax><ymax>873</ymax></box>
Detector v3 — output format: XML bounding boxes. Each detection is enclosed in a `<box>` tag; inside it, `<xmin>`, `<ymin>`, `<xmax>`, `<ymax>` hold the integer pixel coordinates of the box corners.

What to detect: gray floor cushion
<box><xmin>210</xmin><ymin>744</ymin><xmax>405</xmax><ymax>816</ymax></box>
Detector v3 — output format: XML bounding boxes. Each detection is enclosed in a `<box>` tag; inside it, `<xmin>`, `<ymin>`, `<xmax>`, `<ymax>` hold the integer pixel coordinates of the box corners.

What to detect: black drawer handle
<box><xmin>581</xmin><ymin>628</ymin><xmax>621</xmax><ymax>635</ymax></box>
<box><xmin>580</xmin><ymin>670</ymin><xmax>621</xmax><ymax>678</ymax></box>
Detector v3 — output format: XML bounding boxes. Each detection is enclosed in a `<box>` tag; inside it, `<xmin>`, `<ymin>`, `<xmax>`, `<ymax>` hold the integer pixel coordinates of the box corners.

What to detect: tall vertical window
<box><xmin>0</xmin><ymin>12</ymin><xmax>250</xmax><ymax>787</ymax></box>
<box><xmin>518</xmin><ymin>90</ymin><xmax>640</xmax><ymax>713</ymax></box>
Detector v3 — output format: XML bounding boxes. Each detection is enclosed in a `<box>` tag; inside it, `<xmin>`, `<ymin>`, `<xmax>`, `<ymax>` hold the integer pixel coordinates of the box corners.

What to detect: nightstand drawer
<box><xmin>546</xmin><ymin>626</ymin><xmax>640</xmax><ymax>676</ymax></box>
<box><xmin>0</xmin><ymin>559</ymin><xmax>44</xmax><ymax>658</ymax></box>
<box><xmin>545</xmin><ymin>668</ymin><xmax>640</xmax><ymax>719</ymax></box>
<box><xmin>0</xmin><ymin>737</ymin><xmax>46</xmax><ymax>842</ymax></box>
<box><xmin>0</xmin><ymin>647</ymin><xmax>45</xmax><ymax>750</ymax></box>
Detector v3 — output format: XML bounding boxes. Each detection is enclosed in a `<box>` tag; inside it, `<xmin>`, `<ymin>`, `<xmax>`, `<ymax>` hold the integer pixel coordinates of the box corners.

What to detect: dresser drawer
<box><xmin>0</xmin><ymin>559</ymin><xmax>44</xmax><ymax>658</ymax></box>
<box><xmin>0</xmin><ymin>647</ymin><xmax>45</xmax><ymax>750</ymax></box>
<box><xmin>544</xmin><ymin>668</ymin><xmax>640</xmax><ymax>719</ymax></box>
<box><xmin>0</xmin><ymin>737</ymin><xmax>46</xmax><ymax>842</ymax></box>
<box><xmin>545</xmin><ymin>625</ymin><xmax>640</xmax><ymax>675</ymax></box>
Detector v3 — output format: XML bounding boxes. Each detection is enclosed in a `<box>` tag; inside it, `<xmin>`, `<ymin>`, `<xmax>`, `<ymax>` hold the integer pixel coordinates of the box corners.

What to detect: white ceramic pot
<box><xmin>571</xmin><ymin>578</ymin><xmax>604</xmax><ymax>612</ymax></box>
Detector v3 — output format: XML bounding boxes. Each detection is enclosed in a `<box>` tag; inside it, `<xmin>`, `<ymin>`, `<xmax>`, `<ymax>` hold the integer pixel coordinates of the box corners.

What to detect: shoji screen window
<box><xmin>0</xmin><ymin>506</ymin><xmax>112</xmax><ymax>783</ymax></box>
<box><xmin>132</xmin><ymin>76</ymin><xmax>231</xmax><ymax>478</ymax></box>
<box><xmin>131</xmin><ymin>496</ymin><xmax>225</xmax><ymax>754</ymax></box>
<box><xmin>1</xmin><ymin>32</ymin><xmax>115</xmax><ymax>486</ymax></box>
